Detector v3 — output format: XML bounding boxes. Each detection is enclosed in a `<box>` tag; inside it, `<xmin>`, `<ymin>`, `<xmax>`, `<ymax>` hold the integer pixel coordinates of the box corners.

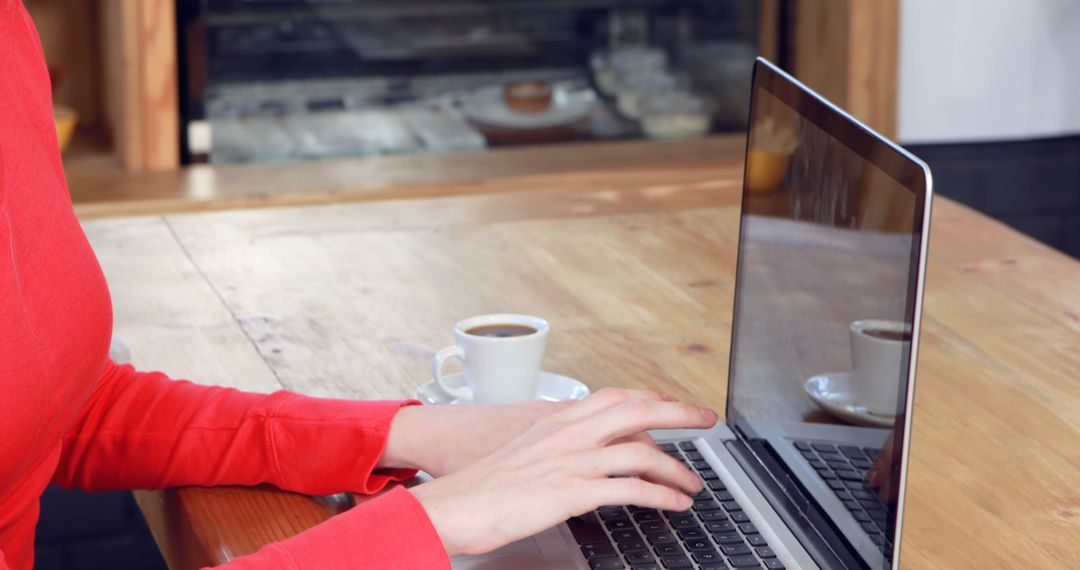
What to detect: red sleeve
<box><xmin>207</xmin><ymin>487</ymin><xmax>451</xmax><ymax>569</ymax></box>
<box><xmin>53</xmin><ymin>360</ymin><xmax>452</xmax><ymax>568</ymax></box>
<box><xmin>52</xmin><ymin>360</ymin><xmax>416</xmax><ymax>495</ymax></box>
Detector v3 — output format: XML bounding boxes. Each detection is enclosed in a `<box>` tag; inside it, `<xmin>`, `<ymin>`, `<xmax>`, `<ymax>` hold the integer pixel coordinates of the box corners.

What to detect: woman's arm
<box><xmin>0</xmin><ymin>490</ymin><xmax>451</xmax><ymax>570</ymax></box>
<box><xmin>52</xmin><ymin>360</ymin><xmax>416</xmax><ymax>495</ymax></box>
<box><xmin>53</xmin><ymin>360</ymin><xmax>711</xmax><ymax>567</ymax></box>
<box><xmin>51</xmin><ymin>360</ymin><xmax>456</xmax><ymax>568</ymax></box>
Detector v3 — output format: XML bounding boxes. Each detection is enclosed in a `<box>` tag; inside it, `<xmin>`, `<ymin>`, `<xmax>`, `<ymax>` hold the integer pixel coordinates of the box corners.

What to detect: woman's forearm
<box><xmin>54</xmin><ymin>360</ymin><xmax>418</xmax><ymax>495</ymax></box>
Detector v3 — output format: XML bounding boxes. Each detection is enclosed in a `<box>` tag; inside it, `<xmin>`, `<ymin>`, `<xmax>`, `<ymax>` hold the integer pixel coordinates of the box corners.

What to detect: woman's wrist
<box><xmin>379</xmin><ymin>404</ymin><xmax>427</xmax><ymax>471</ymax></box>
<box><xmin>409</xmin><ymin>484</ymin><xmax>469</xmax><ymax>557</ymax></box>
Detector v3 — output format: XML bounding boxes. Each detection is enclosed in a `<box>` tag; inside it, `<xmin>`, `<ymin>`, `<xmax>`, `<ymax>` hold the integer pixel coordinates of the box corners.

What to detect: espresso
<box><xmin>863</xmin><ymin>328</ymin><xmax>911</xmax><ymax>342</ymax></box>
<box><xmin>465</xmin><ymin>324</ymin><xmax>537</xmax><ymax>338</ymax></box>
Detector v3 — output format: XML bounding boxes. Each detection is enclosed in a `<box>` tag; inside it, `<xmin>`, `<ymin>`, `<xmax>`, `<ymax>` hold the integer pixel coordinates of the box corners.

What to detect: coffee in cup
<box><xmin>433</xmin><ymin>314</ymin><xmax>549</xmax><ymax>404</ymax></box>
<box><xmin>861</xmin><ymin>328</ymin><xmax>912</xmax><ymax>342</ymax></box>
<box><xmin>464</xmin><ymin>324</ymin><xmax>538</xmax><ymax>338</ymax></box>
<box><xmin>849</xmin><ymin>319</ymin><xmax>912</xmax><ymax>415</ymax></box>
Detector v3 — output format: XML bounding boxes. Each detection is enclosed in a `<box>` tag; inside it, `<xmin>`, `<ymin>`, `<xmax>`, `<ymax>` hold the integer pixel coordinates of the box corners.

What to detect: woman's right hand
<box><xmin>408</xmin><ymin>388</ymin><xmax>718</xmax><ymax>556</ymax></box>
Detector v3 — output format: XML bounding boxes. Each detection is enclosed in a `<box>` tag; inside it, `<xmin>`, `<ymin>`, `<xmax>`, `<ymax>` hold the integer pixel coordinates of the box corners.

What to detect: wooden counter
<box><xmin>71</xmin><ymin>137</ymin><xmax>742</xmax><ymax>219</ymax></box>
<box><xmin>82</xmin><ymin>141</ymin><xmax>1080</xmax><ymax>568</ymax></box>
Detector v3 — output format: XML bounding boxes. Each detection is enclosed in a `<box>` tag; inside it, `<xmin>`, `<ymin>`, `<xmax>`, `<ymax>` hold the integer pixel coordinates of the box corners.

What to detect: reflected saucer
<box><xmin>804</xmin><ymin>373</ymin><xmax>897</xmax><ymax>428</ymax></box>
<box><xmin>414</xmin><ymin>371</ymin><xmax>591</xmax><ymax>405</ymax></box>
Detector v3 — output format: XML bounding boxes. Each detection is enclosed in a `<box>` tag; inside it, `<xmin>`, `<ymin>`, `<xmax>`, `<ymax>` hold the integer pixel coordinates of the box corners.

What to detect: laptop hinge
<box><xmin>726</xmin><ymin>438</ymin><xmax>868</xmax><ymax>570</ymax></box>
<box><xmin>731</xmin><ymin>418</ymin><xmax>759</xmax><ymax>442</ymax></box>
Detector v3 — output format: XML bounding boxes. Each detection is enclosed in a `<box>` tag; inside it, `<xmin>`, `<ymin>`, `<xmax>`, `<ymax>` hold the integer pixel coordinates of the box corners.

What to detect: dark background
<box><xmin>35</xmin><ymin>488</ymin><xmax>165</xmax><ymax>570</ymax></box>
<box><xmin>909</xmin><ymin>134</ymin><xmax>1080</xmax><ymax>260</ymax></box>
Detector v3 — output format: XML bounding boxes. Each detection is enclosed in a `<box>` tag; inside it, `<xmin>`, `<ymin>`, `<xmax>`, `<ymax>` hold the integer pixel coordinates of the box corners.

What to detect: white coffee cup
<box><xmin>432</xmin><ymin>314</ymin><xmax>549</xmax><ymax>404</ymax></box>
<box><xmin>849</xmin><ymin>319</ymin><xmax>912</xmax><ymax>415</ymax></box>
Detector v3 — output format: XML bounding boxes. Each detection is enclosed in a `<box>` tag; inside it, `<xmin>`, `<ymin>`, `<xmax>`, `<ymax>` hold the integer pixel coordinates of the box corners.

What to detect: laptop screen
<box><xmin>726</xmin><ymin>60</ymin><xmax>929</xmax><ymax>569</ymax></box>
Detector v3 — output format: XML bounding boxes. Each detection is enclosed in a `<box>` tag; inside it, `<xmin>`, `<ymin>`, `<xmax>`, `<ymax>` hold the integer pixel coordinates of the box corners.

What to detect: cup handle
<box><xmin>432</xmin><ymin>345</ymin><xmax>471</xmax><ymax>400</ymax></box>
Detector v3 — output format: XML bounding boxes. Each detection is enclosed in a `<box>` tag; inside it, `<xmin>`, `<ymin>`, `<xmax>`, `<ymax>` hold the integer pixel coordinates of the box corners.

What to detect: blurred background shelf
<box><xmin>29</xmin><ymin>0</ymin><xmax>900</xmax><ymax>177</ymax></box>
<box><xmin>27</xmin><ymin>0</ymin><xmax>1080</xmax><ymax>256</ymax></box>
<box><xmin>63</xmin><ymin>127</ymin><xmax>113</xmax><ymax>164</ymax></box>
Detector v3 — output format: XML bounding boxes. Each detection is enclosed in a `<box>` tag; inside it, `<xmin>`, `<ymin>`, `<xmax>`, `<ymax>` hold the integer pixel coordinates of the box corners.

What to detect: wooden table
<box><xmin>82</xmin><ymin>143</ymin><xmax>1080</xmax><ymax>569</ymax></box>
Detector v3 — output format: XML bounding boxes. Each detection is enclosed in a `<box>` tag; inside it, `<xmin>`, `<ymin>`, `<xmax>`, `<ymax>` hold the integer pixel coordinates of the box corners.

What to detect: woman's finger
<box><xmin>598</xmin><ymin>431</ymin><xmax>691</xmax><ymax>490</ymax></box>
<box><xmin>611</xmin><ymin>431</ymin><xmax>660</xmax><ymax>449</ymax></box>
<box><xmin>581</xmin><ymin>442</ymin><xmax>702</xmax><ymax>494</ymax></box>
<box><xmin>865</xmin><ymin>438</ymin><xmax>895</xmax><ymax>488</ymax></box>
<box><xmin>555</xmin><ymin>387</ymin><xmax>672</xmax><ymax>423</ymax></box>
<box><xmin>584</xmin><ymin>476</ymin><xmax>694</xmax><ymax>514</ymax></box>
<box><xmin>581</xmin><ymin>399</ymin><xmax>717</xmax><ymax>446</ymax></box>
<box><xmin>608</xmin><ymin>433</ymin><xmax>670</xmax><ymax>488</ymax></box>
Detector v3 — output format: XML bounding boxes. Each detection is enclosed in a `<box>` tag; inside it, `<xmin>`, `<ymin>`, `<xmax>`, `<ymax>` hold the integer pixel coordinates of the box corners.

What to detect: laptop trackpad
<box><xmin>451</xmin><ymin>525</ymin><xmax>583</xmax><ymax>570</ymax></box>
<box><xmin>451</xmin><ymin>537</ymin><xmax>541</xmax><ymax>569</ymax></box>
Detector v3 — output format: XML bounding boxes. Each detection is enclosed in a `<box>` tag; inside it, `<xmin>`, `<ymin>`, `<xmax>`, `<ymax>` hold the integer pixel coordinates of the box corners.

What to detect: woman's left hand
<box><xmin>379</xmin><ymin>400</ymin><xmax>573</xmax><ymax>476</ymax></box>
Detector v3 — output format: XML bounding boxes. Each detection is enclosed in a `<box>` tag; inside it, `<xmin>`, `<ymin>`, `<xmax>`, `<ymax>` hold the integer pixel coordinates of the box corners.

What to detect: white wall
<box><xmin>898</xmin><ymin>0</ymin><xmax>1080</xmax><ymax>144</ymax></box>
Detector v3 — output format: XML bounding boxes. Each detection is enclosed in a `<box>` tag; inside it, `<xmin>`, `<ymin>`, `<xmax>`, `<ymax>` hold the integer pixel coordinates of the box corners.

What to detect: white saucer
<box><xmin>414</xmin><ymin>371</ymin><xmax>591</xmax><ymax>405</ymax></box>
<box><xmin>804</xmin><ymin>373</ymin><xmax>897</xmax><ymax>428</ymax></box>
<box><xmin>460</xmin><ymin>85</ymin><xmax>595</xmax><ymax>130</ymax></box>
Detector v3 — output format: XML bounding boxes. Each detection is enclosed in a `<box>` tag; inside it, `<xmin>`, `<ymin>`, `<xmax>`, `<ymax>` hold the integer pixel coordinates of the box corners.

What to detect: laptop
<box><xmin>450</xmin><ymin>57</ymin><xmax>933</xmax><ymax>570</ymax></box>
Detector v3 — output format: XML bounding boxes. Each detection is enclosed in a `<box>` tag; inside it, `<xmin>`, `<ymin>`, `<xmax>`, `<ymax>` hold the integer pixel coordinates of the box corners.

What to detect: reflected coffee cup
<box><xmin>849</xmin><ymin>319</ymin><xmax>912</xmax><ymax>415</ymax></box>
<box><xmin>432</xmin><ymin>314</ymin><xmax>549</xmax><ymax>404</ymax></box>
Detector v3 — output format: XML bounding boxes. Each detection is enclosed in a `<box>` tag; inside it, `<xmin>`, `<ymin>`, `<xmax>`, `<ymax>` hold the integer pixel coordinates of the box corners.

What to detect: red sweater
<box><xmin>0</xmin><ymin>4</ymin><xmax>451</xmax><ymax>569</ymax></box>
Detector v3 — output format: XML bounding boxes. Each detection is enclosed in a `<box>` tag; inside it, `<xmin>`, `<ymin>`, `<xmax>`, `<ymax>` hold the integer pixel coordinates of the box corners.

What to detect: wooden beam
<box><xmin>136</xmin><ymin>0</ymin><xmax>179</xmax><ymax>170</ymax></box>
<box><xmin>758</xmin><ymin>0</ymin><xmax>782</xmax><ymax>62</ymax></box>
<box><xmin>102</xmin><ymin>0</ymin><xmax>141</xmax><ymax>169</ymax></box>
<box><xmin>102</xmin><ymin>0</ymin><xmax>179</xmax><ymax>171</ymax></box>
<box><xmin>847</xmin><ymin>0</ymin><xmax>899</xmax><ymax>138</ymax></box>
<box><xmin>793</xmin><ymin>0</ymin><xmax>899</xmax><ymax>138</ymax></box>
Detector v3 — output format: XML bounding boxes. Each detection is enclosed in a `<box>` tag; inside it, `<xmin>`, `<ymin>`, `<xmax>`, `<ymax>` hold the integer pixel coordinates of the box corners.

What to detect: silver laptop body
<box><xmin>451</xmin><ymin>57</ymin><xmax>933</xmax><ymax>570</ymax></box>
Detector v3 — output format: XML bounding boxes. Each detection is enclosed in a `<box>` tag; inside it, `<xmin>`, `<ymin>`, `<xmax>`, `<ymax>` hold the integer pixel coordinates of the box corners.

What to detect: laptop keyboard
<box><xmin>567</xmin><ymin>440</ymin><xmax>784</xmax><ymax>570</ymax></box>
<box><xmin>792</xmin><ymin>440</ymin><xmax>894</xmax><ymax>558</ymax></box>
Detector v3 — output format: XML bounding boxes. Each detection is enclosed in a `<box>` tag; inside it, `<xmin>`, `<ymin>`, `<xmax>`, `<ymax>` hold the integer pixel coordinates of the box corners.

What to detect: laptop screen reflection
<box><xmin>725</xmin><ymin>82</ymin><xmax>924</xmax><ymax>569</ymax></box>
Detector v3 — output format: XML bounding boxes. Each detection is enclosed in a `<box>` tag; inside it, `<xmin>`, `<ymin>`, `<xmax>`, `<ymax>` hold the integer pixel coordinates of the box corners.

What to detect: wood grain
<box><xmin>85</xmin><ymin>156</ymin><xmax>1079</xmax><ymax>569</ymax></box>
<box><xmin>757</xmin><ymin>0</ymin><xmax>781</xmax><ymax>62</ymax></box>
<box><xmin>136</xmin><ymin>0</ymin><xmax>179</xmax><ymax>171</ymax></box>
<box><xmin>100</xmin><ymin>0</ymin><xmax>179</xmax><ymax>172</ymax></box>
<box><xmin>84</xmin><ymin>216</ymin><xmax>279</xmax><ymax>391</ymax></box>
<box><xmin>793</xmin><ymin>0</ymin><xmax>851</xmax><ymax>107</ymax></box>
<box><xmin>102</xmin><ymin>0</ymin><xmax>142</xmax><ymax>169</ymax></box>
<box><xmin>71</xmin><ymin>137</ymin><xmax>744</xmax><ymax>220</ymax></box>
<box><xmin>846</xmin><ymin>0</ymin><xmax>899</xmax><ymax>138</ymax></box>
<box><xmin>794</xmin><ymin>0</ymin><xmax>899</xmax><ymax>137</ymax></box>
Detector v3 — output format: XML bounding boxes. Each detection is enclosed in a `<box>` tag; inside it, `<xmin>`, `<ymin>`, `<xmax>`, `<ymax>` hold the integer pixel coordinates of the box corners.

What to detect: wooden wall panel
<box><xmin>758</xmin><ymin>0</ymin><xmax>781</xmax><ymax>62</ymax></box>
<box><xmin>102</xmin><ymin>0</ymin><xmax>179</xmax><ymax>171</ymax></box>
<box><xmin>793</xmin><ymin>0</ymin><xmax>852</xmax><ymax>106</ymax></box>
<box><xmin>103</xmin><ymin>0</ymin><xmax>141</xmax><ymax>168</ymax></box>
<box><xmin>847</xmin><ymin>0</ymin><xmax>899</xmax><ymax>138</ymax></box>
<box><xmin>793</xmin><ymin>0</ymin><xmax>899</xmax><ymax>138</ymax></box>
<box><xmin>137</xmin><ymin>0</ymin><xmax>180</xmax><ymax>171</ymax></box>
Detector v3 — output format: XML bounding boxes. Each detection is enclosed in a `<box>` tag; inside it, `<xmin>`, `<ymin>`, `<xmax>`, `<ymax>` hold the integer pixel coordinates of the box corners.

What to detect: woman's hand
<box><xmin>407</xmin><ymin>388</ymin><xmax>718</xmax><ymax>556</ymax></box>
<box><xmin>865</xmin><ymin>420</ymin><xmax>903</xmax><ymax>502</ymax></box>
<box><xmin>380</xmin><ymin>400</ymin><xmax>572</xmax><ymax>476</ymax></box>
